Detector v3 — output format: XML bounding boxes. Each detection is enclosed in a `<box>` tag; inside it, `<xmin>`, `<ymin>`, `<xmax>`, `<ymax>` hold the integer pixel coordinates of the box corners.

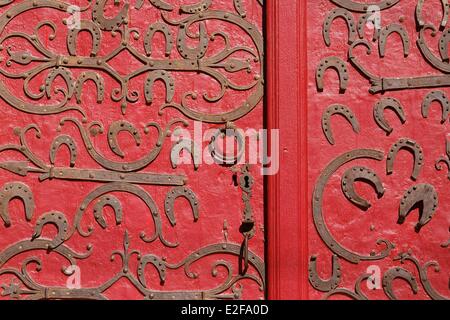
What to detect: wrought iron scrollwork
<box><xmin>0</xmin><ymin>231</ymin><xmax>265</xmax><ymax>300</ymax></box>
<box><xmin>395</xmin><ymin>251</ymin><xmax>449</xmax><ymax>300</ymax></box>
<box><xmin>382</xmin><ymin>267</ymin><xmax>418</xmax><ymax>300</ymax></box>
<box><xmin>0</xmin><ymin>0</ymin><xmax>265</xmax><ymax>300</ymax></box>
<box><xmin>313</xmin><ymin>0</ymin><xmax>448</xmax><ymax>301</ymax></box>
<box><xmin>312</xmin><ymin>149</ymin><xmax>394</xmax><ymax>264</ymax></box>
<box><xmin>321</xmin><ymin>273</ymin><xmax>370</xmax><ymax>300</ymax></box>
<box><xmin>436</xmin><ymin>136</ymin><xmax>450</xmax><ymax>179</ymax></box>
<box><xmin>330</xmin><ymin>0</ymin><xmax>400</xmax><ymax>13</ymax></box>
<box><xmin>0</xmin><ymin>0</ymin><xmax>263</xmax><ymax>123</ymax></box>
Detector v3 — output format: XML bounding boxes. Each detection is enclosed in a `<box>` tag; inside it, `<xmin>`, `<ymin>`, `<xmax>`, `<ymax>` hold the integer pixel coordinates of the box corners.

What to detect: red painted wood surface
<box><xmin>268</xmin><ymin>0</ymin><xmax>449</xmax><ymax>300</ymax></box>
<box><xmin>0</xmin><ymin>0</ymin><xmax>265</xmax><ymax>300</ymax></box>
<box><xmin>266</xmin><ymin>0</ymin><xmax>309</xmax><ymax>300</ymax></box>
<box><xmin>308</xmin><ymin>0</ymin><xmax>449</xmax><ymax>300</ymax></box>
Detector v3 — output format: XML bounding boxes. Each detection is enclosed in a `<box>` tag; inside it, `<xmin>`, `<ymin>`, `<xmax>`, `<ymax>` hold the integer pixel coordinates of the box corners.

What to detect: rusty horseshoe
<box><xmin>316</xmin><ymin>57</ymin><xmax>349</xmax><ymax>93</ymax></box>
<box><xmin>341</xmin><ymin>166</ymin><xmax>385</xmax><ymax>210</ymax></box>
<box><xmin>322</xmin><ymin>104</ymin><xmax>360</xmax><ymax>145</ymax></box>
<box><xmin>398</xmin><ymin>184</ymin><xmax>438</xmax><ymax>232</ymax></box>
<box><xmin>373</xmin><ymin>97</ymin><xmax>407</xmax><ymax>135</ymax></box>
<box><xmin>323</xmin><ymin>8</ymin><xmax>357</xmax><ymax>46</ymax></box>
<box><xmin>422</xmin><ymin>90</ymin><xmax>450</xmax><ymax>123</ymax></box>
<box><xmin>379</xmin><ymin>24</ymin><xmax>410</xmax><ymax>57</ymax></box>
<box><xmin>164</xmin><ymin>187</ymin><xmax>199</xmax><ymax>227</ymax></box>
<box><xmin>387</xmin><ymin>138</ymin><xmax>424</xmax><ymax>181</ymax></box>
<box><xmin>0</xmin><ymin>182</ymin><xmax>34</xmax><ymax>227</ymax></box>
<box><xmin>308</xmin><ymin>254</ymin><xmax>341</xmax><ymax>292</ymax></box>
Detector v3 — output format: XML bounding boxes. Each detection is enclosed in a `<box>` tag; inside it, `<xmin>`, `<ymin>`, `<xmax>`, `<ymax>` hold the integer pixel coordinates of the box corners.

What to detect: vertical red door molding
<box><xmin>266</xmin><ymin>0</ymin><xmax>309</xmax><ymax>299</ymax></box>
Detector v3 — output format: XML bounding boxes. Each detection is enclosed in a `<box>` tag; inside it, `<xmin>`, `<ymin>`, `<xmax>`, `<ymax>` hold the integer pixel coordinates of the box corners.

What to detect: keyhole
<box><xmin>244</xmin><ymin>175</ymin><xmax>250</xmax><ymax>189</ymax></box>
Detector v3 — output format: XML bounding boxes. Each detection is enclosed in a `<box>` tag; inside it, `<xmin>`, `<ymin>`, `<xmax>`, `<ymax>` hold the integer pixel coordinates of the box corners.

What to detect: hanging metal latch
<box><xmin>237</xmin><ymin>164</ymin><xmax>255</xmax><ymax>276</ymax></box>
<box><xmin>239</xmin><ymin>232</ymin><xmax>250</xmax><ymax>275</ymax></box>
<box><xmin>239</xmin><ymin>220</ymin><xmax>255</xmax><ymax>275</ymax></box>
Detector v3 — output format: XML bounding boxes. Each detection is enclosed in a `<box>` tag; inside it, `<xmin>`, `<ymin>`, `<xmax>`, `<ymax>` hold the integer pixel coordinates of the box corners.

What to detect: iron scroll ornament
<box><xmin>0</xmin><ymin>125</ymin><xmax>265</xmax><ymax>299</ymax></box>
<box><xmin>330</xmin><ymin>0</ymin><xmax>400</xmax><ymax>12</ymax></box>
<box><xmin>312</xmin><ymin>149</ymin><xmax>395</xmax><ymax>264</ymax></box>
<box><xmin>0</xmin><ymin>231</ymin><xmax>265</xmax><ymax>300</ymax></box>
<box><xmin>320</xmin><ymin>0</ymin><xmax>450</xmax><ymax>95</ymax></box>
<box><xmin>317</xmin><ymin>251</ymin><xmax>449</xmax><ymax>300</ymax></box>
<box><xmin>0</xmin><ymin>0</ymin><xmax>264</xmax><ymax>123</ymax></box>
<box><xmin>312</xmin><ymin>0</ymin><xmax>449</xmax><ymax>300</ymax></box>
<box><xmin>0</xmin><ymin>0</ymin><xmax>265</xmax><ymax>300</ymax></box>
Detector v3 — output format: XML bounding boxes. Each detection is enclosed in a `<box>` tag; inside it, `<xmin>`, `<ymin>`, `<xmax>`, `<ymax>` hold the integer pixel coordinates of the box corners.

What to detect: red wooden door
<box><xmin>0</xmin><ymin>0</ymin><xmax>265</xmax><ymax>300</ymax></box>
<box><xmin>268</xmin><ymin>0</ymin><xmax>449</xmax><ymax>300</ymax></box>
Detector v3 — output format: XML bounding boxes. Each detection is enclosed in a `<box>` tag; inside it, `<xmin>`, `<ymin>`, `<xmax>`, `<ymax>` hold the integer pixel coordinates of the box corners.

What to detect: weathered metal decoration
<box><xmin>316</xmin><ymin>57</ymin><xmax>349</xmax><ymax>93</ymax></box>
<box><xmin>382</xmin><ymin>267</ymin><xmax>418</xmax><ymax>300</ymax></box>
<box><xmin>56</xmin><ymin>117</ymin><xmax>184</xmax><ymax>173</ymax></box>
<box><xmin>107</xmin><ymin>120</ymin><xmax>142</xmax><ymax>158</ymax></box>
<box><xmin>358</xmin><ymin>13</ymin><xmax>380</xmax><ymax>41</ymax></box>
<box><xmin>93</xmin><ymin>195</ymin><xmax>123</xmax><ymax>229</ymax></box>
<box><xmin>0</xmin><ymin>0</ymin><xmax>264</xmax><ymax>300</ymax></box>
<box><xmin>330</xmin><ymin>0</ymin><xmax>400</xmax><ymax>12</ymax></box>
<box><xmin>395</xmin><ymin>251</ymin><xmax>449</xmax><ymax>300</ymax></box>
<box><xmin>436</xmin><ymin>136</ymin><xmax>450</xmax><ymax>179</ymax></box>
<box><xmin>373</xmin><ymin>97</ymin><xmax>406</xmax><ymax>135</ymax></box>
<box><xmin>148</xmin><ymin>0</ymin><xmax>173</xmax><ymax>11</ymax></box>
<box><xmin>71</xmin><ymin>181</ymin><xmax>176</xmax><ymax>248</ymax></box>
<box><xmin>398</xmin><ymin>184</ymin><xmax>438</xmax><ymax>232</ymax></box>
<box><xmin>312</xmin><ymin>149</ymin><xmax>394</xmax><ymax>264</ymax></box>
<box><xmin>237</xmin><ymin>164</ymin><xmax>256</xmax><ymax>276</ymax></box>
<box><xmin>322</xmin><ymin>253</ymin><xmax>448</xmax><ymax>300</ymax></box>
<box><xmin>67</xmin><ymin>20</ymin><xmax>102</xmax><ymax>57</ymax></box>
<box><xmin>74</xmin><ymin>72</ymin><xmax>105</xmax><ymax>104</ymax></box>
<box><xmin>158</xmin><ymin>10</ymin><xmax>264</xmax><ymax>123</ymax></box>
<box><xmin>321</xmin><ymin>273</ymin><xmax>370</xmax><ymax>300</ymax></box>
<box><xmin>170</xmin><ymin>139</ymin><xmax>201</xmax><ymax>170</ymax></box>
<box><xmin>439</xmin><ymin>29</ymin><xmax>450</xmax><ymax>62</ymax></box>
<box><xmin>386</xmin><ymin>138</ymin><xmax>424</xmax><ymax>181</ymax></box>
<box><xmin>209</xmin><ymin>125</ymin><xmax>245</xmax><ymax>165</ymax></box>
<box><xmin>321</xmin><ymin>104</ymin><xmax>360</xmax><ymax>145</ymax></box>
<box><xmin>348</xmin><ymin>39</ymin><xmax>378</xmax><ymax>81</ymax></box>
<box><xmin>345</xmin><ymin>21</ymin><xmax>450</xmax><ymax>93</ymax></box>
<box><xmin>323</xmin><ymin>8</ymin><xmax>357</xmax><ymax>46</ymax></box>
<box><xmin>144</xmin><ymin>22</ymin><xmax>173</xmax><ymax>57</ymax></box>
<box><xmin>31</xmin><ymin>211</ymin><xmax>69</xmax><ymax>249</ymax></box>
<box><xmin>308</xmin><ymin>254</ymin><xmax>341</xmax><ymax>292</ymax></box>
<box><xmin>0</xmin><ymin>182</ymin><xmax>34</xmax><ymax>227</ymax></box>
<box><xmin>378</xmin><ymin>24</ymin><xmax>410</xmax><ymax>57</ymax></box>
<box><xmin>0</xmin><ymin>122</ymin><xmax>186</xmax><ymax>185</ymax></box>
<box><xmin>314</xmin><ymin>0</ymin><xmax>448</xmax><ymax>301</ymax></box>
<box><xmin>50</xmin><ymin>135</ymin><xmax>78</xmax><ymax>167</ymax></box>
<box><xmin>422</xmin><ymin>91</ymin><xmax>450</xmax><ymax>123</ymax></box>
<box><xmin>164</xmin><ymin>187</ymin><xmax>199</xmax><ymax>226</ymax></box>
<box><xmin>0</xmin><ymin>0</ymin><xmax>263</xmax><ymax>123</ymax></box>
<box><xmin>417</xmin><ymin>25</ymin><xmax>450</xmax><ymax>72</ymax></box>
<box><xmin>0</xmin><ymin>231</ymin><xmax>265</xmax><ymax>300</ymax></box>
<box><xmin>233</xmin><ymin>0</ymin><xmax>247</xmax><ymax>17</ymax></box>
<box><xmin>341</xmin><ymin>166</ymin><xmax>384</xmax><ymax>210</ymax></box>
<box><xmin>145</xmin><ymin>70</ymin><xmax>175</xmax><ymax>105</ymax></box>
<box><xmin>416</xmin><ymin>0</ymin><xmax>450</xmax><ymax>29</ymax></box>
<box><xmin>349</xmin><ymin>34</ymin><xmax>450</xmax><ymax>91</ymax></box>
